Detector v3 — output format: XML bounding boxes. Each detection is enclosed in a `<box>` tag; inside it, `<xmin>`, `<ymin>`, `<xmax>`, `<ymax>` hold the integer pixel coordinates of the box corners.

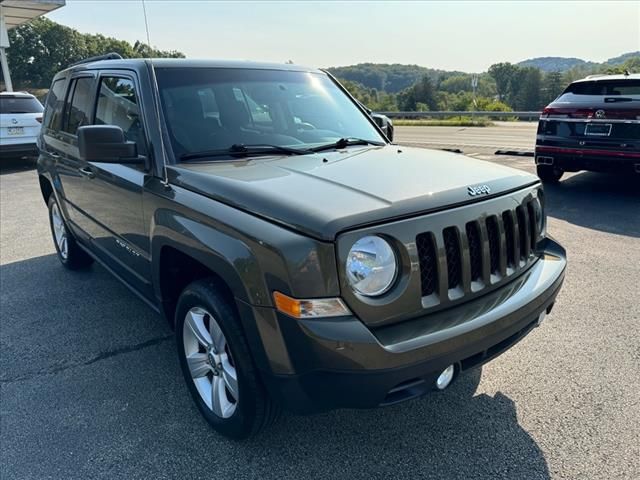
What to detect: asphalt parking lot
<box><xmin>1</xmin><ymin>126</ymin><xmax>639</xmax><ymax>480</ymax></box>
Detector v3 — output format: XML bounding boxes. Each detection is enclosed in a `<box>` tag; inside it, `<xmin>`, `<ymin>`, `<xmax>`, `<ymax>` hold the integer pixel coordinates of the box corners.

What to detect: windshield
<box><xmin>155</xmin><ymin>67</ymin><xmax>385</xmax><ymax>160</ymax></box>
<box><xmin>0</xmin><ymin>96</ymin><xmax>44</xmax><ymax>114</ymax></box>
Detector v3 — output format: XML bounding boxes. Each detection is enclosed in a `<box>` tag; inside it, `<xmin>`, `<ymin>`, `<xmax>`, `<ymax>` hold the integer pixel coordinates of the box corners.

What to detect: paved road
<box><xmin>395</xmin><ymin>122</ymin><xmax>537</xmax><ymax>152</ymax></box>
<box><xmin>1</xmin><ymin>137</ymin><xmax>639</xmax><ymax>479</ymax></box>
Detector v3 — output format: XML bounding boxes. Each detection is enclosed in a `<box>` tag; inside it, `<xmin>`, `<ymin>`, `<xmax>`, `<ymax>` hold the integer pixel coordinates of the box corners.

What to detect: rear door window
<box><xmin>42</xmin><ymin>79</ymin><xmax>66</xmax><ymax>130</ymax></box>
<box><xmin>0</xmin><ymin>96</ymin><xmax>43</xmax><ymax>114</ymax></box>
<box><xmin>95</xmin><ymin>76</ymin><xmax>147</xmax><ymax>155</ymax></box>
<box><xmin>62</xmin><ymin>77</ymin><xmax>95</xmax><ymax>135</ymax></box>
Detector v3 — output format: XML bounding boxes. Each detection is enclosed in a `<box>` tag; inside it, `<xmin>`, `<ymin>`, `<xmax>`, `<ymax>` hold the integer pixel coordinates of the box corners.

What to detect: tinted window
<box><xmin>564</xmin><ymin>80</ymin><xmax>640</xmax><ymax>96</ymax></box>
<box><xmin>0</xmin><ymin>96</ymin><xmax>43</xmax><ymax>114</ymax></box>
<box><xmin>155</xmin><ymin>67</ymin><xmax>384</xmax><ymax>159</ymax></box>
<box><xmin>42</xmin><ymin>79</ymin><xmax>66</xmax><ymax>130</ymax></box>
<box><xmin>95</xmin><ymin>77</ymin><xmax>146</xmax><ymax>155</ymax></box>
<box><xmin>62</xmin><ymin>77</ymin><xmax>94</xmax><ymax>135</ymax></box>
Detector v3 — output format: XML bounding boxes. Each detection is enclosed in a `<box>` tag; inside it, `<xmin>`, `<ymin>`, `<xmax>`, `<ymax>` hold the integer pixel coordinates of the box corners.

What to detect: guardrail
<box><xmin>379</xmin><ymin>111</ymin><xmax>542</xmax><ymax>121</ymax></box>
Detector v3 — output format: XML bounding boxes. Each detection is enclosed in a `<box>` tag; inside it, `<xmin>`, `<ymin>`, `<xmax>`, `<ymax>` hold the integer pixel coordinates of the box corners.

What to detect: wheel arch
<box><xmin>38</xmin><ymin>174</ymin><xmax>54</xmax><ymax>204</ymax></box>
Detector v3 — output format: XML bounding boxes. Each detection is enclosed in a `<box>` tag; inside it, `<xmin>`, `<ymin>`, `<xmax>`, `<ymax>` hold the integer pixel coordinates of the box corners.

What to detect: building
<box><xmin>0</xmin><ymin>0</ymin><xmax>65</xmax><ymax>91</ymax></box>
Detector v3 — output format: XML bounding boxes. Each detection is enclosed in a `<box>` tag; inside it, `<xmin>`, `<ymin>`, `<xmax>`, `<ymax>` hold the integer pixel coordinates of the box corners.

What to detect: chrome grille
<box><xmin>417</xmin><ymin>197</ymin><xmax>540</xmax><ymax>301</ymax></box>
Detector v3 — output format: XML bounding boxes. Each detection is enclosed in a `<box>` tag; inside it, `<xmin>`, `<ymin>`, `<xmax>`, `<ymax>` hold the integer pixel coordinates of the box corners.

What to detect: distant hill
<box><xmin>326</xmin><ymin>63</ymin><xmax>463</xmax><ymax>93</ymax></box>
<box><xmin>517</xmin><ymin>51</ymin><xmax>639</xmax><ymax>72</ymax></box>
<box><xmin>605</xmin><ymin>51</ymin><xmax>640</xmax><ymax>65</ymax></box>
<box><xmin>517</xmin><ymin>57</ymin><xmax>594</xmax><ymax>72</ymax></box>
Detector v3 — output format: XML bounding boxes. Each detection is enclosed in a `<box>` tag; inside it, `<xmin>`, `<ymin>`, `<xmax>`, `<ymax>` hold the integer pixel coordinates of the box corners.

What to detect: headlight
<box><xmin>346</xmin><ymin>236</ymin><xmax>397</xmax><ymax>296</ymax></box>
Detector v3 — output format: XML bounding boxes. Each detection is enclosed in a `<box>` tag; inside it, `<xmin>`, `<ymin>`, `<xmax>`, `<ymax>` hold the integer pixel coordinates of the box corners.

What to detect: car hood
<box><xmin>169</xmin><ymin>145</ymin><xmax>538</xmax><ymax>241</ymax></box>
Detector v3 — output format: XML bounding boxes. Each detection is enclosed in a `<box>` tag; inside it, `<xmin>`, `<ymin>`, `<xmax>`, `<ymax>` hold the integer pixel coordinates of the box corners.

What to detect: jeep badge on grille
<box><xmin>467</xmin><ymin>185</ymin><xmax>491</xmax><ymax>196</ymax></box>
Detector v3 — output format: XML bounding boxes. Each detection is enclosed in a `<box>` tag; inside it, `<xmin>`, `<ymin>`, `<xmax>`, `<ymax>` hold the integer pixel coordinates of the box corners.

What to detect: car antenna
<box><xmin>141</xmin><ymin>0</ymin><xmax>171</xmax><ymax>190</ymax></box>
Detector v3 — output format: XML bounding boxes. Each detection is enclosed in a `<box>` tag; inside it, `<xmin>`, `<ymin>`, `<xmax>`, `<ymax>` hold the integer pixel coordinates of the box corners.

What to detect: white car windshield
<box><xmin>155</xmin><ymin>67</ymin><xmax>386</xmax><ymax>161</ymax></box>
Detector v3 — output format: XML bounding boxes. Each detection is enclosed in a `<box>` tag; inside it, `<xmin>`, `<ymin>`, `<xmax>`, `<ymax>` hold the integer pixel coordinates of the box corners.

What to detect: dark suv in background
<box><xmin>535</xmin><ymin>73</ymin><xmax>640</xmax><ymax>182</ymax></box>
<box><xmin>37</xmin><ymin>55</ymin><xmax>566</xmax><ymax>438</ymax></box>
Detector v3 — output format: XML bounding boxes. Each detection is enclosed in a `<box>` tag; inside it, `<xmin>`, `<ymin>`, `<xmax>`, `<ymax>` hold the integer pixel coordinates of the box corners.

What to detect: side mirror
<box><xmin>371</xmin><ymin>113</ymin><xmax>394</xmax><ymax>142</ymax></box>
<box><xmin>77</xmin><ymin>125</ymin><xmax>140</xmax><ymax>163</ymax></box>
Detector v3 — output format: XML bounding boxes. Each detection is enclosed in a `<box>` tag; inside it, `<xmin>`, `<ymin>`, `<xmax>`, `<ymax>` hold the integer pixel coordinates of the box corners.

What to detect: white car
<box><xmin>0</xmin><ymin>92</ymin><xmax>44</xmax><ymax>159</ymax></box>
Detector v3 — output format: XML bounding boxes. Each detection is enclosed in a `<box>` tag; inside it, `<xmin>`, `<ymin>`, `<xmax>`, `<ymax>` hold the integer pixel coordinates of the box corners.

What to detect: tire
<box><xmin>536</xmin><ymin>164</ymin><xmax>564</xmax><ymax>183</ymax></box>
<box><xmin>175</xmin><ymin>279</ymin><xmax>280</xmax><ymax>439</ymax></box>
<box><xmin>47</xmin><ymin>196</ymin><xmax>93</xmax><ymax>270</ymax></box>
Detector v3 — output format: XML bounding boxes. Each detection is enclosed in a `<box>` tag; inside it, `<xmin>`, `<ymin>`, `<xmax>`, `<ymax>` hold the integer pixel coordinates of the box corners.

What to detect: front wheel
<box><xmin>175</xmin><ymin>279</ymin><xmax>280</xmax><ymax>439</ymax></box>
<box><xmin>536</xmin><ymin>164</ymin><xmax>564</xmax><ymax>183</ymax></box>
<box><xmin>48</xmin><ymin>196</ymin><xmax>93</xmax><ymax>269</ymax></box>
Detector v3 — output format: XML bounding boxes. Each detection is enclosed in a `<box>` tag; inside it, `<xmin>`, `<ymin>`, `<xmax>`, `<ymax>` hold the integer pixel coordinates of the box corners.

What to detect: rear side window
<box><xmin>42</xmin><ymin>79</ymin><xmax>66</xmax><ymax>130</ymax></box>
<box><xmin>564</xmin><ymin>80</ymin><xmax>640</xmax><ymax>96</ymax></box>
<box><xmin>62</xmin><ymin>77</ymin><xmax>94</xmax><ymax>135</ymax></box>
<box><xmin>0</xmin><ymin>96</ymin><xmax>43</xmax><ymax>114</ymax></box>
<box><xmin>95</xmin><ymin>77</ymin><xmax>146</xmax><ymax>155</ymax></box>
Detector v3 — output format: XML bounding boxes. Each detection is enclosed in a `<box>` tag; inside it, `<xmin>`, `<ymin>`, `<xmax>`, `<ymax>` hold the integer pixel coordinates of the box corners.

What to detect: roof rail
<box><xmin>70</xmin><ymin>52</ymin><xmax>123</xmax><ymax>67</ymax></box>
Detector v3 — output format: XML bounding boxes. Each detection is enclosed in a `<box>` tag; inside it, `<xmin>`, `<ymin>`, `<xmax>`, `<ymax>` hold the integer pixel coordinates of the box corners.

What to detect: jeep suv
<box><xmin>535</xmin><ymin>73</ymin><xmax>640</xmax><ymax>182</ymax></box>
<box><xmin>38</xmin><ymin>55</ymin><xmax>566</xmax><ymax>439</ymax></box>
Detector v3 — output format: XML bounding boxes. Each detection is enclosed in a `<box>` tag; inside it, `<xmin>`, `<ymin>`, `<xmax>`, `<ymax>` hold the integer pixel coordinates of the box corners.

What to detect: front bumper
<box><xmin>242</xmin><ymin>237</ymin><xmax>566</xmax><ymax>414</ymax></box>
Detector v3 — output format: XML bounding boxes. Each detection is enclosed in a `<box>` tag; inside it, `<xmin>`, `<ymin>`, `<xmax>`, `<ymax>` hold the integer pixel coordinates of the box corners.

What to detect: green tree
<box><xmin>542</xmin><ymin>71</ymin><xmax>565</xmax><ymax>105</ymax></box>
<box><xmin>5</xmin><ymin>17</ymin><xmax>185</xmax><ymax>89</ymax></box>
<box><xmin>397</xmin><ymin>75</ymin><xmax>438</xmax><ymax>111</ymax></box>
<box><xmin>488</xmin><ymin>62</ymin><xmax>518</xmax><ymax>101</ymax></box>
<box><xmin>510</xmin><ymin>67</ymin><xmax>542</xmax><ymax>110</ymax></box>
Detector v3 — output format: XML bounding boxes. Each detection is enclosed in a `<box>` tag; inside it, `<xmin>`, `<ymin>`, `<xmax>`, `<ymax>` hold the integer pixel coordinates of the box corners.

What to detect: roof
<box><xmin>65</xmin><ymin>57</ymin><xmax>321</xmax><ymax>74</ymax></box>
<box><xmin>0</xmin><ymin>91</ymin><xmax>35</xmax><ymax>98</ymax></box>
<box><xmin>0</xmin><ymin>0</ymin><xmax>65</xmax><ymax>30</ymax></box>
<box><xmin>575</xmin><ymin>73</ymin><xmax>640</xmax><ymax>83</ymax></box>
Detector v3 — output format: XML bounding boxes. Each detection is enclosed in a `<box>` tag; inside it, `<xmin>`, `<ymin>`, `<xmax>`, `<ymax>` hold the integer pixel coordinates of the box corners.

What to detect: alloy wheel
<box><xmin>51</xmin><ymin>202</ymin><xmax>68</xmax><ymax>259</ymax></box>
<box><xmin>182</xmin><ymin>307</ymin><xmax>239</xmax><ymax>418</ymax></box>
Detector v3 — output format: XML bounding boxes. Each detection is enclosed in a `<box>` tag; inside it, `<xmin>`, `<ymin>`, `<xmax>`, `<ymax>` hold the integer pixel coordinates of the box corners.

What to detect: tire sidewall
<box><xmin>175</xmin><ymin>283</ymin><xmax>262</xmax><ymax>439</ymax></box>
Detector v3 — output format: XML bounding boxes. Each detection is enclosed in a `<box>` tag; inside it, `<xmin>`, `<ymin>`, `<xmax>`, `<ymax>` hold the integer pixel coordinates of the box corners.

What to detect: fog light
<box><xmin>436</xmin><ymin>365</ymin><xmax>455</xmax><ymax>390</ymax></box>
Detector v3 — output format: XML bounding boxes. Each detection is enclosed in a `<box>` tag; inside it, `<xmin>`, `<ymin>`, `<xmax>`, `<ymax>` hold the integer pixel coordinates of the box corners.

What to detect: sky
<box><xmin>46</xmin><ymin>0</ymin><xmax>640</xmax><ymax>72</ymax></box>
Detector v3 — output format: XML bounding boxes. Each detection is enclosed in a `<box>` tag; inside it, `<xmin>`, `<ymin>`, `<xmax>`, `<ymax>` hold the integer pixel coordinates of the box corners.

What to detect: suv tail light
<box><xmin>542</xmin><ymin>107</ymin><xmax>640</xmax><ymax>120</ymax></box>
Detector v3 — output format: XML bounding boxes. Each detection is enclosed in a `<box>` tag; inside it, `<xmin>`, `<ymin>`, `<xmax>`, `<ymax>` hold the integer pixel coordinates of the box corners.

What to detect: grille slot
<box><xmin>443</xmin><ymin>227</ymin><xmax>462</xmax><ymax>289</ymax></box>
<box><xmin>486</xmin><ymin>216</ymin><xmax>501</xmax><ymax>274</ymax></box>
<box><xmin>416</xmin><ymin>197</ymin><xmax>538</xmax><ymax>304</ymax></box>
<box><xmin>465</xmin><ymin>221</ymin><xmax>482</xmax><ymax>281</ymax></box>
<box><xmin>502</xmin><ymin>211</ymin><xmax>516</xmax><ymax>268</ymax></box>
<box><xmin>416</xmin><ymin>233</ymin><xmax>438</xmax><ymax>296</ymax></box>
<box><xmin>516</xmin><ymin>205</ymin><xmax>530</xmax><ymax>260</ymax></box>
<box><xmin>527</xmin><ymin>200</ymin><xmax>538</xmax><ymax>251</ymax></box>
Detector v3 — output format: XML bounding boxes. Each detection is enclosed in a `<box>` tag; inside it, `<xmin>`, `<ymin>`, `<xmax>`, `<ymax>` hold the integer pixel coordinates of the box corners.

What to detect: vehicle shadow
<box><xmin>243</xmin><ymin>370</ymin><xmax>550</xmax><ymax>479</ymax></box>
<box><xmin>0</xmin><ymin>156</ymin><xmax>37</xmax><ymax>175</ymax></box>
<box><xmin>544</xmin><ymin>171</ymin><xmax>640</xmax><ymax>238</ymax></box>
<box><xmin>1</xmin><ymin>254</ymin><xmax>550</xmax><ymax>479</ymax></box>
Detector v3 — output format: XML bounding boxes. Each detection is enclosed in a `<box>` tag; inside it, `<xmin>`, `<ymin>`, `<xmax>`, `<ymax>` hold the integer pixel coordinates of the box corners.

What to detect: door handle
<box><xmin>78</xmin><ymin>167</ymin><xmax>96</xmax><ymax>179</ymax></box>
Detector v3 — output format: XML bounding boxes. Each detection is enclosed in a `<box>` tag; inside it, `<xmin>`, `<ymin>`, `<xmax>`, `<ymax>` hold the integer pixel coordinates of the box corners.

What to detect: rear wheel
<box><xmin>175</xmin><ymin>279</ymin><xmax>280</xmax><ymax>439</ymax></box>
<box><xmin>536</xmin><ymin>164</ymin><xmax>564</xmax><ymax>183</ymax></box>
<box><xmin>48</xmin><ymin>196</ymin><xmax>93</xmax><ymax>269</ymax></box>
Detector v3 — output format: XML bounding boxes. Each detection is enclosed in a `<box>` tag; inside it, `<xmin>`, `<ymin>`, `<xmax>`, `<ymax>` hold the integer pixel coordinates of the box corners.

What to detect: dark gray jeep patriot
<box><xmin>37</xmin><ymin>55</ymin><xmax>567</xmax><ymax>439</ymax></box>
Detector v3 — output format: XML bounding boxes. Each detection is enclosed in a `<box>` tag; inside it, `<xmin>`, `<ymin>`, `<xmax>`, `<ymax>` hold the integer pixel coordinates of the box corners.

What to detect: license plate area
<box><xmin>7</xmin><ymin>126</ymin><xmax>25</xmax><ymax>136</ymax></box>
<box><xmin>585</xmin><ymin>123</ymin><xmax>612</xmax><ymax>137</ymax></box>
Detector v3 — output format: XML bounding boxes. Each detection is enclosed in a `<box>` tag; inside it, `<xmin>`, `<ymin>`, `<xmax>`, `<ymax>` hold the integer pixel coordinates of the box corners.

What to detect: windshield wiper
<box><xmin>309</xmin><ymin>137</ymin><xmax>386</xmax><ymax>153</ymax></box>
<box><xmin>180</xmin><ymin>143</ymin><xmax>311</xmax><ymax>161</ymax></box>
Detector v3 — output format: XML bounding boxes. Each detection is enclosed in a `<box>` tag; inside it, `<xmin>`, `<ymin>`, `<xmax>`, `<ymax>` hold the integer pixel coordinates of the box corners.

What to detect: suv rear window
<box><xmin>563</xmin><ymin>80</ymin><xmax>640</xmax><ymax>96</ymax></box>
<box><xmin>0</xmin><ymin>96</ymin><xmax>44</xmax><ymax>114</ymax></box>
